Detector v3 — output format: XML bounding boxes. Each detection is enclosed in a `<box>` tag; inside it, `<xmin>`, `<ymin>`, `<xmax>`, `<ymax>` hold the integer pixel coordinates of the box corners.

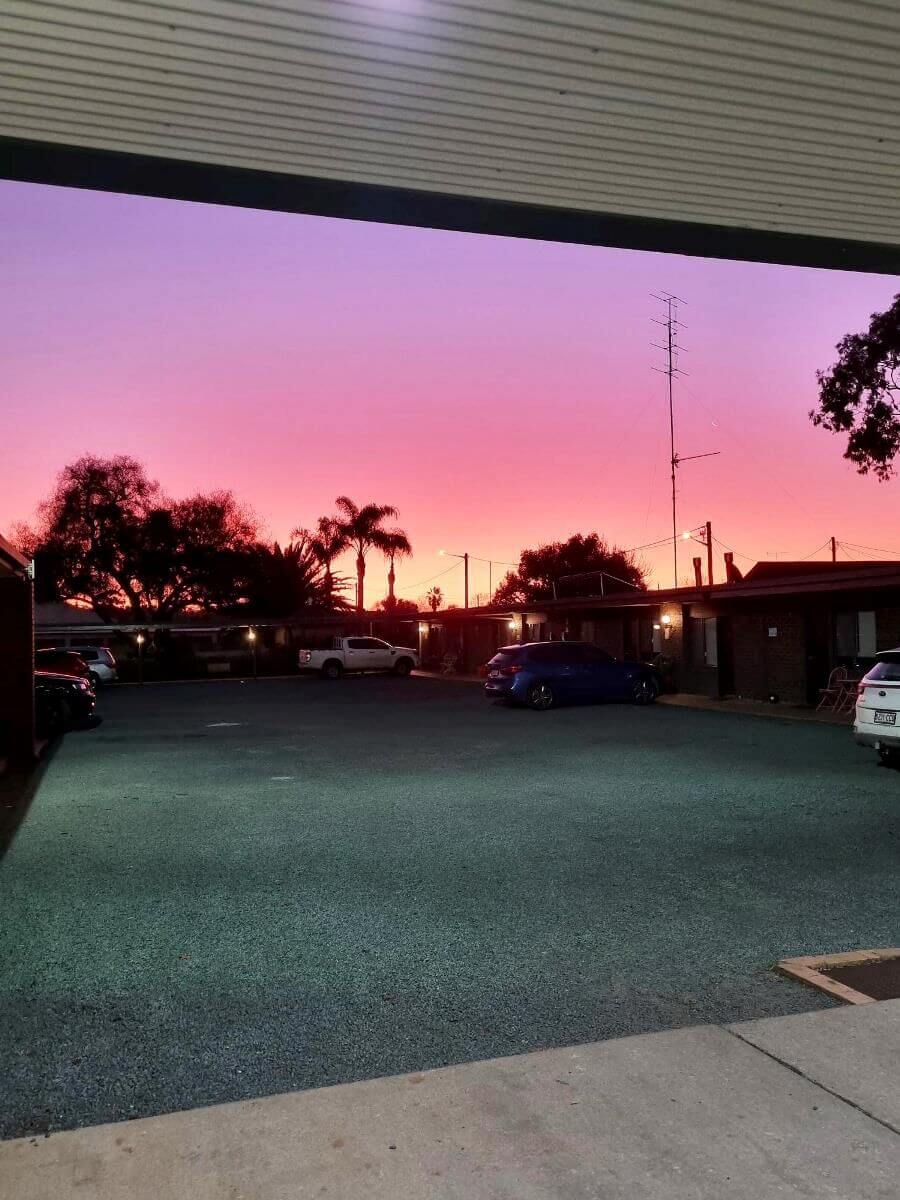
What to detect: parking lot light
<box><xmin>247</xmin><ymin>627</ymin><xmax>258</xmax><ymax>678</ymax></box>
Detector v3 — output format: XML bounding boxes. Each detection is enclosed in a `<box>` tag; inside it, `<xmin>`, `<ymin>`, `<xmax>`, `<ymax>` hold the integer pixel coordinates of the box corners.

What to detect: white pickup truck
<box><xmin>298</xmin><ymin>636</ymin><xmax>419</xmax><ymax>679</ymax></box>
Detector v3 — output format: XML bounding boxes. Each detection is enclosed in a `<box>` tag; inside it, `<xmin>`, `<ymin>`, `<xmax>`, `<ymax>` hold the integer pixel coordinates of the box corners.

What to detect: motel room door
<box><xmin>715</xmin><ymin>615</ymin><xmax>734</xmax><ymax>696</ymax></box>
<box><xmin>804</xmin><ymin>610</ymin><xmax>831</xmax><ymax>705</ymax></box>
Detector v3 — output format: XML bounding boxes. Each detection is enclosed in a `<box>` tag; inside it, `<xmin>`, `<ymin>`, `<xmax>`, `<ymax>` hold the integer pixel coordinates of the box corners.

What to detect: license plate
<box><xmin>874</xmin><ymin>711</ymin><xmax>896</xmax><ymax>725</ymax></box>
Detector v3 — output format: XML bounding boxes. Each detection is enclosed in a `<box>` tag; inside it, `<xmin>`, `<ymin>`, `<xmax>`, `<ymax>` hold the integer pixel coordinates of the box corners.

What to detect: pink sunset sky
<box><xmin>2</xmin><ymin>178</ymin><xmax>899</xmax><ymax>607</ymax></box>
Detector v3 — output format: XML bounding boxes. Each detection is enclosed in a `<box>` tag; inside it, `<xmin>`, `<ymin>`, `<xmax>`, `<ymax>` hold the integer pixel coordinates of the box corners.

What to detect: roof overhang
<box><xmin>2</xmin><ymin>2</ymin><xmax>899</xmax><ymax>272</ymax></box>
<box><xmin>0</xmin><ymin>533</ymin><xmax>30</xmax><ymax>579</ymax></box>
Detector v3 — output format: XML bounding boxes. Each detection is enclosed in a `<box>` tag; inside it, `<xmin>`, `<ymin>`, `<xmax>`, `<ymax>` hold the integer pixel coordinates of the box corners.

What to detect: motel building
<box><xmin>0</xmin><ymin>533</ymin><xmax>35</xmax><ymax>770</ymax></box>
<box><xmin>22</xmin><ymin>557</ymin><xmax>900</xmax><ymax>708</ymax></box>
<box><xmin>417</xmin><ymin>560</ymin><xmax>900</xmax><ymax>706</ymax></box>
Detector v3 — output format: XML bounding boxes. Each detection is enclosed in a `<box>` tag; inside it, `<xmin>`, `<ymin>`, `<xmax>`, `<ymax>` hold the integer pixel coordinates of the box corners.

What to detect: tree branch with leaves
<box><xmin>811</xmin><ymin>293</ymin><xmax>900</xmax><ymax>480</ymax></box>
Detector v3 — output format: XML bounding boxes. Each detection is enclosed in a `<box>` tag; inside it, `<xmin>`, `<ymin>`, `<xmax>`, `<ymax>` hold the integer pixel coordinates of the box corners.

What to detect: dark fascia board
<box><xmin>0</xmin><ymin>532</ymin><xmax>30</xmax><ymax>575</ymax></box>
<box><xmin>2</xmin><ymin>138</ymin><xmax>900</xmax><ymax>274</ymax></box>
<box><xmin>35</xmin><ymin>611</ymin><xmax>420</xmax><ymax>632</ymax></box>
<box><xmin>426</xmin><ymin>609</ymin><xmax>514</xmax><ymax>621</ymax></box>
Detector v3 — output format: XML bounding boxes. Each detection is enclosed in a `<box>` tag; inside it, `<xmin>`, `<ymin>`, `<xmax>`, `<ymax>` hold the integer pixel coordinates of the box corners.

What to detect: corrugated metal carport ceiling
<box><xmin>1</xmin><ymin>0</ymin><xmax>899</xmax><ymax>268</ymax></box>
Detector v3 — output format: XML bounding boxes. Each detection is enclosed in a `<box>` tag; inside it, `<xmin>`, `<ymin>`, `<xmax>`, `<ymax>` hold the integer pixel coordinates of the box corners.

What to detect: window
<box><xmin>555</xmin><ymin>643</ymin><xmax>591</xmax><ymax>664</ymax></box>
<box><xmin>835</xmin><ymin>611</ymin><xmax>876</xmax><ymax>659</ymax></box>
<box><xmin>582</xmin><ymin>645</ymin><xmax>614</xmax><ymax>664</ymax></box>
<box><xmin>347</xmin><ymin>638</ymin><xmax>369</xmax><ymax>649</ymax></box>
<box><xmin>688</xmin><ymin>616</ymin><xmax>717</xmax><ymax>668</ymax></box>
<box><xmin>866</xmin><ymin>660</ymin><xmax>900</xmax><ymax>682</ymax></box>
<box><xmin>526</xmin><ymin>644</ymin><xmax>563</xmax><ymax>663</ymax></box>
<box><xmin>858</xmin><ymin>612</ymin><xmax>876</xmax><ymax>657</ymax></box>
<box><xmin>704</xmin><ymin>618</ymin><xmax>718</xmax><ymax>668</ymax></box>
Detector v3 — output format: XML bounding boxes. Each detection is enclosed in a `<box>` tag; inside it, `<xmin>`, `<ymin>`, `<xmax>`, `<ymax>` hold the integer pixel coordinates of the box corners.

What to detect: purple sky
<box><xmin>3</xmin><ymin>179</ymin><xmax>898</xmax><ymax>604</ymax></box>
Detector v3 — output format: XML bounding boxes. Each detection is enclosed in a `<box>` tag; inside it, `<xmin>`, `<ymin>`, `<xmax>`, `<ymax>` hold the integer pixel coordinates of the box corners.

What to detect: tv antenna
<box><xmin>652</xmin><ymin>293</ymin><xmax>720</xmax><ymax>586</ymax></box>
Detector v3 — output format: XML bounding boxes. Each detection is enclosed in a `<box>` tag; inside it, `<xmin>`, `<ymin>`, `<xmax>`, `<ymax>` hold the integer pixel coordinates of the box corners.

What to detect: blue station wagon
<box><xmin>484</xmin><ymin>641</ymin><xmax>660</xmax><ymax>711</ymax></box>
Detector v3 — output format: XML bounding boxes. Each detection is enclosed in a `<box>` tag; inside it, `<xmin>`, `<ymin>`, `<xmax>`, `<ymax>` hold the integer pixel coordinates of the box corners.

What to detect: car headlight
<box><xmin>76</xmin><ymin>679</ymin><xmax>91</xmax><ymax>691</ymax></box>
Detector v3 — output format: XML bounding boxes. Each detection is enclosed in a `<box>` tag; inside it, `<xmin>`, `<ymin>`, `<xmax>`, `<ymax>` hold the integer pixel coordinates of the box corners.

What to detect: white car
<box><xmin>297</xmin><ymin>636</ymin><xmax>419</xmax><ymax>679</ymax></box>
<box><xmin>855</xmin><ymin>649</ymin><xmax>900</xmax><ymax>764</ymax></box>
<box><xmin>76</xmin><ymin>646</ymin><xmax>118</xmax><ymax>688</ymax></box>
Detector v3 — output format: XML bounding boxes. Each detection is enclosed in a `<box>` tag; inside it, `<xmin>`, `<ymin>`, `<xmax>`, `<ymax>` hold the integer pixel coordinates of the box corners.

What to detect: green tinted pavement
<box><xmin>1</xmin><ymin>677</ymin><xmax>896</xmax><ymax>1137</ymax></box>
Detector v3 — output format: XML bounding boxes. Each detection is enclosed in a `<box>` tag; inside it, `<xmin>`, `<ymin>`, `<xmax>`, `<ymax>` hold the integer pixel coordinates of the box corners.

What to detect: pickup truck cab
<box><xmin>298</xmin><ymin>636</ymin><xmax>419</xmax><ymax>679</ymax></box>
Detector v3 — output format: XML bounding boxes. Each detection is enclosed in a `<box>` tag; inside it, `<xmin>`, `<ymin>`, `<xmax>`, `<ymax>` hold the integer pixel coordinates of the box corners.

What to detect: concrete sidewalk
<box><xmin>413</xmin><ymin>674</ymin><xmax>853</xmax><ymax>724</ymax></box>
<box><xmin>659</xmin><ymin>692</ymin><xmax>852</xmax><ymax>725</ymax></box>
<box><xmin>3</xmin><ymin>1001</ymin><xmax>898</xmax><ymax>1199</ymax></box>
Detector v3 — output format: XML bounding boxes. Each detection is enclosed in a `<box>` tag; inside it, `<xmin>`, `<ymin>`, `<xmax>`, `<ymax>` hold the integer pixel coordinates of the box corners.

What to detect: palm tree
<box><xmin>426</xmin><ymin>586</ymin><xmax>443</xmax><ymax>612</ymax></box>
<box><xmin>245</xmin><ymin>538</ymin><xmax>333</xmax><ymax>616</ymax></box>
<box><xmin>333</xmin><ymin>496</ymin><xmax>407</xmax><ymax>613</ymax></box>
<box><xmin>297</xmin><ymin>516</ymin><xmax>348</xmax><ymax>607</ymax></box>
<box><xmin>382</xmin><ymin>528</ymin><xmax>413</xmax><ymax>606</ymax></box>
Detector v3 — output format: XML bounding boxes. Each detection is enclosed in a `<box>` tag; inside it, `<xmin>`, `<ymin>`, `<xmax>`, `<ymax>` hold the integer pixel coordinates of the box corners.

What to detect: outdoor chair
<box><xmin>837</xmin><ymin>675</ymin><xmax>861</xmax><ymax>717</ymax></box>
<box><xmin>816</xmin><ymin>666</ymin><xmax>848</xmax><ymax>711</ymax></box>
<box><xmin>440</xmin><ymin>653</ymin><xmax>459</xmax><ymax>675</ymax></box>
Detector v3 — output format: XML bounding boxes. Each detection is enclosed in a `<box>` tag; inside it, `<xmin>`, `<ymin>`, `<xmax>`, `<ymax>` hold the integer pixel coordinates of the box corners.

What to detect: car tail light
<box><xmin>500</xmin><ymin>664</ymin><xmax>524</xmax><ymax>675</ymax></box>
<box><xmin>857</xmin><ymin>683</ymin><xmax>867</xmax><ymax>698</ymax></box>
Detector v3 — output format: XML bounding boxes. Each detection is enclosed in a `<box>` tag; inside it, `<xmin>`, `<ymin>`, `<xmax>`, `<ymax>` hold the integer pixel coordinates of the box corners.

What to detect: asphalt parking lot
<box><xmin>1</xmin><ymin>676</ymin><xmax>897</xmax><ymax>1137</ymax></box>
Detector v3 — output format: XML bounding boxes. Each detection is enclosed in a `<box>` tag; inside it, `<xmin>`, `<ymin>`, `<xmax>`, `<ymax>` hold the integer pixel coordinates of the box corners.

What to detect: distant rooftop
<box><xmin>742</xmin><ymin>561</ymin><xmax>896</xmax><ymax>582</ymax></box>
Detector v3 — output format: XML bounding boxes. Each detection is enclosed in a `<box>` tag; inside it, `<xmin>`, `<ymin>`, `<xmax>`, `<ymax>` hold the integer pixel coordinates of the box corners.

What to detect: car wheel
<box><xmin>632</xmin><ymin>676</ymin><xmax>658</xmax><ymax>705</ymax></box>
<box><xmin>878</xmin><ymin>746</ymin><xmax>898</xmax><ymax>767</ymax></box>
<box><xmin>38</xmin><ymin>697</ymin><xmax>68</xmax><ymax>739</ymax></box>
<box><xmin>321</xmin><ymin>660</ymin><xmax>343</xmax><ymax>680</ymax></box>
<box><xmin>393</xmin><ymin>657</ymin><xmax>414</xmax><ymax>676</ymax></box>
<box><xmin>527</xmin><ymin>682</ymin><xmax>555</xmax><ymax>711</ymax></box>
<box><xmin>53</xmin><ymin>698</ymin><xmax>73</xmax><ymax>734</ymax></box>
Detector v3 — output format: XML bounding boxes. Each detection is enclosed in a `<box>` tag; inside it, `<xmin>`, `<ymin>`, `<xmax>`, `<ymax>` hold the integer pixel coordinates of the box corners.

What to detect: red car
<box><xmin>35</xmin><ymin>648</ymin><xmax>91</xmax><ymax>680</ymax></box>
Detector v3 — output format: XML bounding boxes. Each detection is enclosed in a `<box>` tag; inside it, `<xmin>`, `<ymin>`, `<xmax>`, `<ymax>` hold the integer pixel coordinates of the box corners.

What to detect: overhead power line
<box><xmin>711</xmin><ymin>535</ymin><xmax>756</xmax><ymax>563</ymax></box>
<box><xmin>800</xmin><ymin>540</ymin><xmax>834</xmax><ymax>561</ymax></box>
<box><xmin>839</xmin><ymin>539</ymin><xmax>900</xmax><ymax>558</ymax></box>
<box><xmin>396</xmin><ymin>559</ymin><xmax>461</xmax><ymax>595</ymax></box>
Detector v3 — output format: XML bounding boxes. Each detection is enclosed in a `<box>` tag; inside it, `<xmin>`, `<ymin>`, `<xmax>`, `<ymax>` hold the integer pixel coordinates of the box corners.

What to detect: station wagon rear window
<box><xmin>866</xmin><ymin>661</ymin><xmax>900</xmax><ymax>682</ymax></box>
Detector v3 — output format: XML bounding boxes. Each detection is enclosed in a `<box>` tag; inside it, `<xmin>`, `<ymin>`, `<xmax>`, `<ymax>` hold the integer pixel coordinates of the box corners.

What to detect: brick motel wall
<box><xmin>0</xmin><ymin>575</ymin><xmax>36</xmax><ymax>765</ymax></box>
<box><xmin>732</xmin><ymin>608</ymin><xmax>807</xmax><ymax>704</ymax></box>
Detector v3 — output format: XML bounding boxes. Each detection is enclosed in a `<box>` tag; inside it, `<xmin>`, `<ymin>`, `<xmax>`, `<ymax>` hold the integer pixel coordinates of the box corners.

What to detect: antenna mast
<box><xmin>652</xmin><ymin>293</ymin><xmax>686</xmax><ymax>587</ymax></box>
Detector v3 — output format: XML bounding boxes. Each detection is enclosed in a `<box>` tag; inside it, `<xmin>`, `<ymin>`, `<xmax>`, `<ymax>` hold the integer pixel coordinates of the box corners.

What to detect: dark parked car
<box><xmin>35</xmin><ymin>671</ymin><xmax>97</xmax><ymax>737</ymax></box>
<box><xmin>35</xmin><ymin>648</ymin><xmax>90</xmax><ymax>679</ymax></box>
<box><xmin>484</xmin><ymin>641</ymin><xmax>660</xmax><ymax>711</ymax></box>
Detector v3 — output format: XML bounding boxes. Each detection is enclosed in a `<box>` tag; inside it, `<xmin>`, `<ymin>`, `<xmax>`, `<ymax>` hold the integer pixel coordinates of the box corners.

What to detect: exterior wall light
<box><xmin>661</xmin><ymin>614</ymin><xmax>671</xmax><ymax>626</ymax></box>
